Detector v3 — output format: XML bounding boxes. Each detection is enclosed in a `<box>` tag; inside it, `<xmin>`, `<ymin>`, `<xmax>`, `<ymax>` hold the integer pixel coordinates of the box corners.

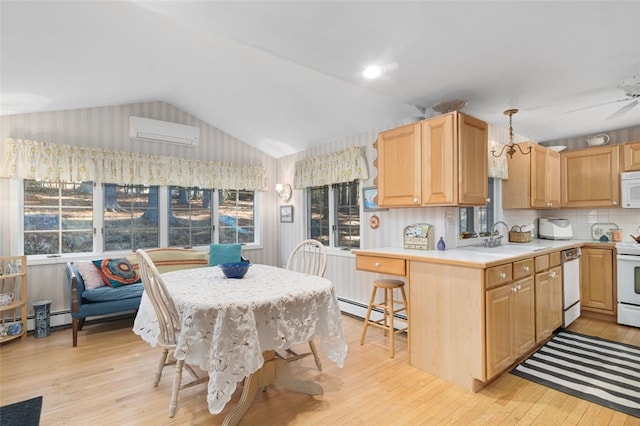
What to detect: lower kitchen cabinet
<box><xmin>535</xmin><ymin>265</ymin><xmax>562</xmax><ymax>343</ymax></box>
<box><xmin>581</xmin><ymin>246</ymin><xmax>616</xmax><ymax>316</ymax></box>
<box><xmin>485</xmin><ymin>275</ymin><xmax>535</xmax><ymax>379</ymax></box>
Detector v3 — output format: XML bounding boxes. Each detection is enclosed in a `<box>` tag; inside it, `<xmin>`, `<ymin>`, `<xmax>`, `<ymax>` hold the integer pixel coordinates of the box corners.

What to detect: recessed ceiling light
<box><xmin>362</xmin><ymin>65</ymin><xmax>383</xmax><ymax>79</ymax></box>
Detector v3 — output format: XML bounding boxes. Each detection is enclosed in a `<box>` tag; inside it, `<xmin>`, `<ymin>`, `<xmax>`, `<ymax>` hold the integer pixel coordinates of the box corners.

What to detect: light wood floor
<box><xmin>1</xmin><ymin>314</ymin><xmax>639</xmax><ymax>425</ymax></box>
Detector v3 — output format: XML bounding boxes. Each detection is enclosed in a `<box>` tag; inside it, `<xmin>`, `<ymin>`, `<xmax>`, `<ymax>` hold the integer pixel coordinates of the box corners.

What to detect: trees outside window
<box><xmin>104</xmin><ymin>184</ymin><xmax>159</xmax><ymax>251</ymax></box>
<box><xmin>23</xmin><ymin>180</ymin><xmax>94</xmax><ymax>255</ymax></box>
<box><xmin>168</xmin><ymin>187</ymin><xmax>213</xmax><ymax>247</ymax></box>
<box><xmin>218</xmin><ymin>190</ymin><xmax>255</xmax><ymax>244</ymax></box>
<box><xmin>306</xmin><ymin>180</ymin><xmax>360</xmax><ymax>249</ymax></box>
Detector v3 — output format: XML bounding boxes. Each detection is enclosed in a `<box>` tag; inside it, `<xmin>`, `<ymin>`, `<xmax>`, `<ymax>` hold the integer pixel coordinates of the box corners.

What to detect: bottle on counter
<box><xmin>437</xmin><ymin>237</ymin><xmax>446</xmax><ymax>251</ymax></box>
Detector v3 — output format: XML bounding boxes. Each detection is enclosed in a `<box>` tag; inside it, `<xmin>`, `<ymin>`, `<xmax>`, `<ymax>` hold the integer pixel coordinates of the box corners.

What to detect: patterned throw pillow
<box><xmin>92</xmin><ymin>258</ymin><xmax>141</xmax><ymax>288</ymax></box>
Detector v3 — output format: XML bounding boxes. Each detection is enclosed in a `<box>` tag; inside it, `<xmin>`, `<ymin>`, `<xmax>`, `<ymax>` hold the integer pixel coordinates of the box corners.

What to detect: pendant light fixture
<box><xmin>491</xmin><ymin>109</ymin><xmax>532</xmax><ymax>158</ymax></box>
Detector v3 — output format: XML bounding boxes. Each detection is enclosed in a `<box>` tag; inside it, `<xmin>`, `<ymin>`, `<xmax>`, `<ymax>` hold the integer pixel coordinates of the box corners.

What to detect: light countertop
<box><xmin>352</xmin><ymin>239</ymin><xmax>608</xmax><ymax>268</ymax></box>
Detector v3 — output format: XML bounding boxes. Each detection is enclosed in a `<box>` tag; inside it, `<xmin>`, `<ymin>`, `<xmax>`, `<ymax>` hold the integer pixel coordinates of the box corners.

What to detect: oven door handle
<box><xmin>617</xmin><ymin>254</ymin><xmax>640</xmax><ymax>261</ymax></box>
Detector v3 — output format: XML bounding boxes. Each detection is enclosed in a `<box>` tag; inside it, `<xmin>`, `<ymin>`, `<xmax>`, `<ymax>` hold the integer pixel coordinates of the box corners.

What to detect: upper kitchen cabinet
<box><xmin>623</xmin><ymin>141</ymin><xmax>640</xmax><ymax>171</ymax></box>
<box><xmin>502</xmin><ymin>142</ymin><xmax>561</xmax><ymax>209</ymax></box>
<box><xmin>561</xmin><ymin>145</ymin><xmax>620</xmax><ymax>208</ymax></box>
<box><xmin>376</xmin><ymin>112</ymin><xmax>488</xmax><ymax>207</ymax></box>
<box><xmin>375</xmin><ymin>122</ymin><xmax>422</xmax><ymax>206</ymax></box>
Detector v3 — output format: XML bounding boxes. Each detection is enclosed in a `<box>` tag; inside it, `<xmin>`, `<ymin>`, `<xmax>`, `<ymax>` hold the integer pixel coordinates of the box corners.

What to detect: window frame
<box><xmin>18</xmin><ymin>179</ymin><xmax>260</xmax><ymax>260</ymax></box>
<box><xmin>305</xmin><ymin>180</ymin><xmax>360</xmax><ymax>250</ymax></box>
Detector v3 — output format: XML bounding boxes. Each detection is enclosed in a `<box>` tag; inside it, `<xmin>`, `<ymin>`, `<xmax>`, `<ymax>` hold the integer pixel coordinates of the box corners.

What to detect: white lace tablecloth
<box><xmin>133</xmin><ymin>264</ymin><xmax>348</xmax><ymax>414</ymax></box>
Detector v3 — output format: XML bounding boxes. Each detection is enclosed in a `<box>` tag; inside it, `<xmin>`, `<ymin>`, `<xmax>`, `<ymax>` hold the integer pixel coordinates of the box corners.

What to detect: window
<box><xmin>218</xmin><ymin>190</ymin><xmax>255</xmax><ymax>244</ymax></box>
<box><xmin>458</xmin><ymin>178</ymin><xmax>495</xmax><ymax>238</ymax></box>
<box><xmin>308</xmin><ymin>186</ymin><xmax>330</xmax><ymax>245</ymax></box>
<box><xmin>103</xmin><ymin>184</ymin><xmax>159</xmax><ymax>251</ymax></box>
<box><xmin>23</xmin><ymin>180</ymin><xmax>94</xmax><ymax>255</ymax></box>
<box><xmin>22</xmin><ymin>180</ymin><xmax>258</xmax><ymax>256</ymax></box>
<box><xmin>335</xmin><ymin>181</ymin><xmax>360</xmax><ymax>248</ymax></box>
<box><xmin>168</xmin><ymin>186</ymin><xmax>213</xmax><ymax>247</ymax></box>
<box><xmin>306</xmin><ymin>180</ymin><xmax>360</xmax><ymax>249</ymax></box>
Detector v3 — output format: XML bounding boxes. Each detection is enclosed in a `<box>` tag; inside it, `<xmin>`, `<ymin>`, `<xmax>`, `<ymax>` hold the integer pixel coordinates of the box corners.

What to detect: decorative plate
<box><xmin>591</xmin><ymin>223</ymin><xmax>619</xmax><ymax>241</ymax></box>
<box><xmin>548</xmin><ymin>145</ymin><xmax>567</xmax><ymax>152</ymax></box>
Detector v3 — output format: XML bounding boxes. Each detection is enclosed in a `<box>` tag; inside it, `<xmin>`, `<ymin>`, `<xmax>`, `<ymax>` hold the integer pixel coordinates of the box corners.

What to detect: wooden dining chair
<box><xmin>282</xmin><ymin>239</ymin><xmax>327</xmax><ymax>370</ymax></box>
<box><xmin>136</xmin><ymin>249</ymin><xmax>207</xmax><ymax>418</ymax></box>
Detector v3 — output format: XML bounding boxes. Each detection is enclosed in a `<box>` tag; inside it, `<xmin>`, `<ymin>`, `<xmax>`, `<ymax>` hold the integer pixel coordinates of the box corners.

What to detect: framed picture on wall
<box><xmin>280</xmin><ymin>205</ymin><xmax>294</xmax><ymax>223</ymax></box>
<box><xmin>362</xmin><ymin>186</ymin><xmax>388</xmax><ymax>212</ymax></box>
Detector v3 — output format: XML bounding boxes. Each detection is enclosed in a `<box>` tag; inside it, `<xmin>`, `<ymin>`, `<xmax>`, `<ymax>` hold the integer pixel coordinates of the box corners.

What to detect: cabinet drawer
<box><xmin>535</xmin><ymin>254</ymin><xmax>549</xmax><ymax>272</ymax></box>
<box><xmin>549</xmin><ymin>251</ymin><xmax>561</xmax><ymax>267</ymax></box>
<box><xmin>486</xmin><ymin>264</ymin><xmax>512</xmax><ymax>289</ymax></box>
<box><xmin>355</xmin><ymin>255</ymin><xmax>406</xmax><ymax>276</ymax></box>
<box><xmin>514</xmin><ymin>259</ymin><xmax>534</xmax><ymax>279</ymax></box>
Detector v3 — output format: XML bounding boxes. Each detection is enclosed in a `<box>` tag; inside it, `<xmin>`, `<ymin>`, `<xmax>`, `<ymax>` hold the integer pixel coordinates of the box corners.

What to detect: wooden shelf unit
<box><xmin>0</xmin><ymin>255</ymin><xmax>28</xmax><ymax>343</ymax></box>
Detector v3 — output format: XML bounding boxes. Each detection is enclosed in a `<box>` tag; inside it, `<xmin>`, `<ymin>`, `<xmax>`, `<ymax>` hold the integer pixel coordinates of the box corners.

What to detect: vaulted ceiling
<box><xmin>1</xmin><ymin>1</ymin><xmax>639</xmax><ymax>158</ymax></box>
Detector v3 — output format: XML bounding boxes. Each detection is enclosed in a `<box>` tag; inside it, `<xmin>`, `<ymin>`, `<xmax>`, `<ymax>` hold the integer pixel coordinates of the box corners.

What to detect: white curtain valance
<box><xmin>0</xmin><ymin>139</ymin><xmax>267</xmax><ymax>190</ymax></box>
<box><xmin>294</xmin><ymin>146</ymin><xmax>369</xmax><ymax>188</ymax></box>
<box><xmin>488</xmin><ymin>140</ymin><xmax>509</xmax><ymax>180</ymax></box>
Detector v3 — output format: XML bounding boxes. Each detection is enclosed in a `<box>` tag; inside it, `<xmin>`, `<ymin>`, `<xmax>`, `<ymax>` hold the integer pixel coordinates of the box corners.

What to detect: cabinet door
<box><xmin>376</xmin><ymin>123</ymin><xmax>422</xmax><ymax>207</ymax></box>
<box><xmin>581</xmin><ymin>247</ymin><xmax>615</xmax><ymax>314</ymax></box>
<box><xmin>561</xmin><ymin>146</ymin><xmax>620</xmax><ymax>207</ymax></box>
<box><xmin>623</xmin><ymin>141</ymin><xmax>640</xmax><ymax>171</ymax></box>
<box><xmin>535</xmin><ymin>266</ymin><xmax>562</xmax><ymax>343</ymax></box>
<box><xmin>421</xmin><ymin>113</ymin><xmax>455</xmax><ymax>205</ymax></box>
<box><xmin>547</xmin><ymin>150</ymin><xmax>561</xmax><ymax>207</ymax></box>
<box><xmin>512</xmin><ymin>276</ymin><xmax>536</xmax><ymax>358</ymax></box>
<box><xmin>530</xmin><ymin>144</ymin><xmax>548</xmax><ymax>208</ymax></box>
<box><xmin>486</xmin><ymin>284</ymin><xmax>514</xmax><ymax>378</ymax></box>
<box><xmin>457</xmin><ymin>113</ymin><xmax>488</xmax><ymax>205</ymax></box>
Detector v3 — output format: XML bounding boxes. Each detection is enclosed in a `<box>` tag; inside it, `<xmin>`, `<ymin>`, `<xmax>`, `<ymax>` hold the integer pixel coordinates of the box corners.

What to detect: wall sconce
<box><xmin>491</xmin><ymin>108</ymin><xmax>532</xmax><ymax>159</ymax></box>
<box><xmin>275</xmin><ymin>183</ymin><xmax>292</xmax><ymax>202</ymax></box>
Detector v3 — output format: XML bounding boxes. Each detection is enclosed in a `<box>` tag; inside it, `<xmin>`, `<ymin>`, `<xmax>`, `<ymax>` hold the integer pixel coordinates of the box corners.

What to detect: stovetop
<box><xmin>616</xmin><ymin>242</ymin><xmax>640</xmax><ymax>255</ymax></box>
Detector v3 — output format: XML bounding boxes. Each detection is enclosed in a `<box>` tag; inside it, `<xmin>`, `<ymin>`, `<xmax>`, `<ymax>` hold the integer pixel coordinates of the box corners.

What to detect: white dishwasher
<box><xmin>561</xmin><ymin>248</ymin><xmax>582</xmax><ymax>327</ymax></box>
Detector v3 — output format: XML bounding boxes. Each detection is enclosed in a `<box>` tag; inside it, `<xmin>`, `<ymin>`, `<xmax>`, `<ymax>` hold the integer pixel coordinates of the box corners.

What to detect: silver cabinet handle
<box><xmin>499</xmin><ymin>272</ymin><xmax>506</xmax><ymax>279</ymax></box>
<box><xmin>375</xmin><ymin>262</ymin><xmax>381</xmax><ymax>269</ymax></box>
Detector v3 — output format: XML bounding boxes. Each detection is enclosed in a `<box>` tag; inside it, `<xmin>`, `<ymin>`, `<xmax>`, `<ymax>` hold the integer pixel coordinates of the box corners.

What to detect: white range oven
<box><xmin>616</xmin><ymin>241</ymin><xmax>640</xmax><ymax>327</ymax></box>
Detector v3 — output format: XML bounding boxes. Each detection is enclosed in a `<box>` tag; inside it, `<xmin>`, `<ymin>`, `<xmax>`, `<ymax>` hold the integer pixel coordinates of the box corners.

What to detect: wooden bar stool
<box><xmin>360</xmin><ymin>278</ymin><xmax>408</xmax><ymax>358</ymax></box>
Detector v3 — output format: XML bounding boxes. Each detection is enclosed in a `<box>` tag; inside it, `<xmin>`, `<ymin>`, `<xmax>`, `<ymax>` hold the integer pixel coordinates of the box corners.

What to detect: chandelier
<box><xmin>491</xmin><ymin>108</ymin><xmax>532</xmax><ymax>158</ymax></box>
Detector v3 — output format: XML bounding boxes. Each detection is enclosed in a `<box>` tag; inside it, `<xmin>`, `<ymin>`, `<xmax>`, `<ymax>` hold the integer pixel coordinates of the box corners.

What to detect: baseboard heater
<box><xmin>337</xmin><ymin>297</ymin><xmax>407</xmax><ymax>322</ymax></box>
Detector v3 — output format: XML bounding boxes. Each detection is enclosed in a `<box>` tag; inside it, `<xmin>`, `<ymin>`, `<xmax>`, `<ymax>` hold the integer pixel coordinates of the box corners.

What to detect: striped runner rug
<box><xmin>511</xmin><ymin>330</ymin><xmax>640</xmax><ymax>418</ymax></box>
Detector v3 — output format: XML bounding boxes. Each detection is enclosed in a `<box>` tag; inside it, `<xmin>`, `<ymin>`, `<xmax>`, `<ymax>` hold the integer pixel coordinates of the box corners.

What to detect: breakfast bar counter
<box><xmin>352</xmin><ymin>239</ymin><xmax>592</xmax><ymax>392</ymax></box>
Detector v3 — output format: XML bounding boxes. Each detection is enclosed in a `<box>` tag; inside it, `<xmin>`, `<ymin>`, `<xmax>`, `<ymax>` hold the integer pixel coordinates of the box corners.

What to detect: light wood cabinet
<box><xmin>375</xmin><ymin>123</ymin><xmax>422</xmax><ymax>206</ymax></box>
<box><xmin>535</xmin><ymin>265</ymin><xmax>562</xmax><ymax>343</ymax></box>
<box><xmin>623</xmin><ymin>141</ymin><xmax>640</xmax><ymax>171</ymax></box>
<box><xmin>376</xmin><ymin>111</ymin><xmax>488</xmax><ymax>207</ymax></box>
<box><xmin>503</xmin><ymin>142</ymin><xmax>561</xmax><ymax>208</ymax></box>
<box><xmin>485</xmin><ymin>274</ymin><xmax>535</xmax><ymax>379</ymax></box>
<box><xmin>581</xmin><ymin>247</ymin><xmax>615</xmax><ymax>316</ymax></box>
<box><xmin>561</xmin><ymin>145</ymin><xmax>620</xmax><ymax>207</ymax></box>
<box><xmin>0</xmin><ymin>256</ymin><xmax>28</xmax><ymax>344</ymax></box>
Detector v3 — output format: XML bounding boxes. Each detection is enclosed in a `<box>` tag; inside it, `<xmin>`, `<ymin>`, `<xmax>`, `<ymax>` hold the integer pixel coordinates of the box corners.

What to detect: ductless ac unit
<box><xmin>129</xmin><ymin>116</ymin><xmax>200</xmax><ymax>146</ymax></box>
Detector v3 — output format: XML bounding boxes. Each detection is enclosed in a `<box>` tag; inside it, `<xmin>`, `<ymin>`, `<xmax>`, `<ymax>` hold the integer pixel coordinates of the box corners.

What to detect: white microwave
<box><xmin>621</xmin><ymin>171</ymin><xmax>640</xmax><ymax>208</ymax></box>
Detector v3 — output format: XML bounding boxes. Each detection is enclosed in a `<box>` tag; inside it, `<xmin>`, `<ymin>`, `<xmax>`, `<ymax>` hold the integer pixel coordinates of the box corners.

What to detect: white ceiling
<box><xmin>1</xmin><ymin>1</ymin><xmax>639</xmax><ymax>158</ymax></box>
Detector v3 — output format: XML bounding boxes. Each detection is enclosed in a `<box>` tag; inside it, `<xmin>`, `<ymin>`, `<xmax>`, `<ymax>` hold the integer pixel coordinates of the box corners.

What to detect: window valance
<box><xmin>488</xmin><ymin>140</ymin><xmax>509</xmax><ymax>179</ymax></box>
<box><xmin>294</xmin><ymin>146</ymin><xmax>369</xmax><ymax>188</ymax></box>
<box><xmin>0</xmin><ymin>139</ymin><xmax>267</xmax><ymax>190</ymax></box>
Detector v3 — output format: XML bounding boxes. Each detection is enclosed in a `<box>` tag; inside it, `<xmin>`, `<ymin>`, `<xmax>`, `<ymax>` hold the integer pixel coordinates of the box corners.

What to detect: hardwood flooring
<box><xmin>1</xmin><ymin>314</ymin><xmax>639</xmax><ymax>425</ymax></box>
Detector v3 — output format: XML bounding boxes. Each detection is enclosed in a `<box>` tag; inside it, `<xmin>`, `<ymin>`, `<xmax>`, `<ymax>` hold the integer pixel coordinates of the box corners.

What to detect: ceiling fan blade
<box><xmin>565</xmin><ymin>98</ymin><xmax>629</xmax><ymax>114</ymax></box>
<box><xmin>606</xmin><ymin>99</ymin><xmax>639</xmax><ymax>120</ymax></box>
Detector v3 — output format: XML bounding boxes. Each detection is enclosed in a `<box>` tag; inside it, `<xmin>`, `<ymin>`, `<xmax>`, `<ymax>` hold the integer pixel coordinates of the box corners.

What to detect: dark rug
<box><xmin>0</xmin><ymin>396</ymin><xmax>42</xmax><ymax>426</ymax></box>
<box><xmin>511</xmin><ymin>330</ymin><xmax>640</xmax><ymax>418</ymax></box>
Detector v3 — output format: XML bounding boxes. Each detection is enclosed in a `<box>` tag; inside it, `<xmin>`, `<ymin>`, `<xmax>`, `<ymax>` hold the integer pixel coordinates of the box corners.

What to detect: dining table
<box><xmin>132</xmin><ymin>263</ymin><xmax>348</xmax><ymax>424</ymax></box>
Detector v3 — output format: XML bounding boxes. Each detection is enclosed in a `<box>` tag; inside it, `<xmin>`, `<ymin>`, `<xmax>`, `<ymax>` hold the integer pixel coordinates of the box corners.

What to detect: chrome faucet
<box><xmin>484</xmin><ymin>221</ymin><xmax>509</xmax><ymax>248</ymax></box>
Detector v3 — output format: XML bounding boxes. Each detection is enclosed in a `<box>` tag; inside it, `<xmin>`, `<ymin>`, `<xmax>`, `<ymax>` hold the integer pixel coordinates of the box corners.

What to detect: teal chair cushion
<box><xmin>209</xmin><ymin>244</ymin><xmax>242</xmax><ymax>266</ymax></box>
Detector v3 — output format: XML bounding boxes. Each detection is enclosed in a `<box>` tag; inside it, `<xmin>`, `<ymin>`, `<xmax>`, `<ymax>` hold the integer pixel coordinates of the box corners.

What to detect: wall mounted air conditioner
<box><xmin>129</xmin><ymin>116</ymin><xmax>200</xmax><ymax>146</ymax></box>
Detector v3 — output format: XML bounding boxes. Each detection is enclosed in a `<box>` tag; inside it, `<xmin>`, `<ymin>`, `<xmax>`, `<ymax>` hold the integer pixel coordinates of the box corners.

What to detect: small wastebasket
<box><xmin>33</xmin><ymin>300</ymin><xmax>52</xmax><ymax>338</ymax></box>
